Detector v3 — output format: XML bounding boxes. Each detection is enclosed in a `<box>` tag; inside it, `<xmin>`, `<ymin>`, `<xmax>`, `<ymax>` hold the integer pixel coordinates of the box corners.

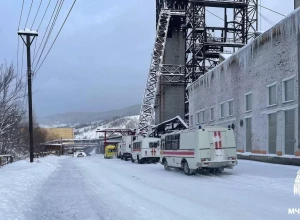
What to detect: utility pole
<box><xmin>18</xmin><ymin>29</ymin><xmax>38</xmax><ymax>163</ymax></box>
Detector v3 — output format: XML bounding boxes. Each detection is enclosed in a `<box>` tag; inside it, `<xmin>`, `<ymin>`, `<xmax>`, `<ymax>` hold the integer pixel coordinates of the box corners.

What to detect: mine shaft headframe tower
<box><xmin>184</xmin><ymin>0</ymin><xmax>258</xmax><ymax>121</ymax></box>
<box><xmin>185</xmin><ymin>0</ymin><xmax>258</xmax><ymax>81</ymax></box>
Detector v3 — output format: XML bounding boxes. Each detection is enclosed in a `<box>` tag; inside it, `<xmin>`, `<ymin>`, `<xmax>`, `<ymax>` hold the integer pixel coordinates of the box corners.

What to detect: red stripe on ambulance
<box><xmin>163</xmin><ymin>151</ymin><xmax>194</xmax><ymax>156</ymax></box>
<box><xmin>214</xmin><ymin>131</ymin><xmax>222</xmax><ymax>149</ymax></box>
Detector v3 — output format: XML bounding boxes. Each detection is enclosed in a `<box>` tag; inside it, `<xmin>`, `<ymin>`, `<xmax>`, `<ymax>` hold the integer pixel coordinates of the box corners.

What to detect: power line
<box><xmin>24</xmin><ymin>0</ymin><xmax>34</xmax><ymax>28</ymax></box>
<box><xmin>258</xmin><ymin>4</ymin><xmax>286</xmax><ymax>17</ymax></box>
<box><xmin>18</xmin><ymin>0</ymin><xmax>24</xmax><ymax>30</ymax></box>
<box><xmin>32</xmin><ymin>40</ymin><xmax>38</xmax><ymax>78</ymax></box>
<box><xmin>258</xmin><ymin>12</ymin><xmax>275</xmax><ymax>26</ymax></box>
<box><xmin>35</xmin><ymin>0</ymin><xmax>77</xmax><ymax>74</ymax></box>
<box><xmin>31</xmin><ymin>0</ymin><xmax>43</xmax><ymax>29</ymax></box>
<box><xmin>206</xmin><ymin>9</ymin><xmax>224</xmax><ymax>22</ymax></box>
<box><xmin>37</xmin><ymin>0</ymin><xmax>53</xmax><ymax>31</ymax></box>
<box><xmin>21</xmin><ymin>44</ymin><xmax>24</xmax><ymax>76</ymax></box>
<box><xmin>33</xmin><ymin>0</ymin><xmax>65</xmax><ymax>69</ymax></box>
<box><xmin>17</xmin><ymin>0</ymin><xmax>25</xmax><ymax>75</ymax></box>
<box><xmin>206</xmin><ymin>9</ymin><xmax>235</xmax><ymax>28</ymax></box>
<box><xmin>32</xmin><ymin>0</ymin><xmax>60</xmax><ymax>63</ymax></box>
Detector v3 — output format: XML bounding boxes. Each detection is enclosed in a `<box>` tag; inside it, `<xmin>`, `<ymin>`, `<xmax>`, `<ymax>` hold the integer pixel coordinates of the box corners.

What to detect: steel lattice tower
<box><xmin>184</xmin><ymin>0</ymin><xmax>258</xmax><ymax>122</ymax></box>
<box><xmin>154</xmin><ymin>0</ymin><xmax>258</xmax><ymax>127</ymax></box>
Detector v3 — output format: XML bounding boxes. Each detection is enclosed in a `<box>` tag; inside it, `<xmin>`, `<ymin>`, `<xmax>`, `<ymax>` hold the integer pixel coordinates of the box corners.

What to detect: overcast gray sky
<box><xmin>0</xmin><ymin>0</ymin><xmax>294</xmax><ymax>117</ymax></box>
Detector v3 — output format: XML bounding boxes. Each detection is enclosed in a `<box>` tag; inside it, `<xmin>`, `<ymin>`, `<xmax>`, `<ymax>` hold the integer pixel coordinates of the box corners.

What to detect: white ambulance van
<box><xmin>119</xmin><ymin>136</ymin><xmax>136</xmax><ymax>161</ymax></box>
<box><xmin>160</xmin><ymin>126</ymin><xmax>237</xmax><ymax>175</ymax></box>
<box><xmin>131</xmin><ymin>136</ymin><xmax>161</xmax><ymax>164</ymax></box>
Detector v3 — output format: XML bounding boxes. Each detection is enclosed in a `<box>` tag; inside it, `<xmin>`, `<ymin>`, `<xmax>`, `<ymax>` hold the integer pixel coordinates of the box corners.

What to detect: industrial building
<box><xmin>188</xmin><ymin>7</ymin><xmax>300</xmax><ymax>157</ymax></box>
<box><xmin>43</xmin><ymin>127</ymin><xmax>74</xmax><ymax>141</ymax></box>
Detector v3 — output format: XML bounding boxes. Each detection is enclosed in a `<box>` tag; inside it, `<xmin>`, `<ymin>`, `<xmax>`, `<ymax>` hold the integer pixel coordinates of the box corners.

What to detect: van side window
<box><xmin>165</xmin><ymin>136</ymin><xmax>171</xmax><ymax>150</ymax></box>
<box><xmin>165</xmin><ymin>134</ymin><xmax>180</xmax><ymax>150</ymax></box>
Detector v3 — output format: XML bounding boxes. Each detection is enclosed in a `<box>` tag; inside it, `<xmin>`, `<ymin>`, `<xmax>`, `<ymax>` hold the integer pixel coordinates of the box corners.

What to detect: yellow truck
<box><xmin>104</xmin><ymin>145</ymin><xmax>116</xmax><ymax>159</ymax></box>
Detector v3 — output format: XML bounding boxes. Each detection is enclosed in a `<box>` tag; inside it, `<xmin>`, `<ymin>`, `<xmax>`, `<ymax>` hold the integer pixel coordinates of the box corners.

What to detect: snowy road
<box><xmin>1</xmin><ymin>155</ymin><xmax>300</xmax><ymax>220</ymax></box>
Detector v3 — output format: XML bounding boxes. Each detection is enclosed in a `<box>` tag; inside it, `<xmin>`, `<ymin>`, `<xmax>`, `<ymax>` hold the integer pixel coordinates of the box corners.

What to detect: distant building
<box><xmin>43</xmin><ymin>127</ymin><xmax>74</xmax><ymax>141</ymax></box>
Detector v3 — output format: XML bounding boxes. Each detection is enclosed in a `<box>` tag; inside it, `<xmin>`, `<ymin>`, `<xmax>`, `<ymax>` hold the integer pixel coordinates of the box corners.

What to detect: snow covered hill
<box><xmin>75</xmin><ymin>115</ymin><xmax>139</xmax><ymax>139</ymax></box>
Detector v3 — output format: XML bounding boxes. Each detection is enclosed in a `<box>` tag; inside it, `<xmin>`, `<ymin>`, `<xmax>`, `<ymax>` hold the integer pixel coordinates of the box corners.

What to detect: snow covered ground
<box><xmin>1</xmin><ymin>156</ymin><xmax>300</xmax><ymax>220</ymax></box>
<box><xmin>0</xmin><ymin>156</ymin><xmax>67</xmax><ymax>220</ymax></box>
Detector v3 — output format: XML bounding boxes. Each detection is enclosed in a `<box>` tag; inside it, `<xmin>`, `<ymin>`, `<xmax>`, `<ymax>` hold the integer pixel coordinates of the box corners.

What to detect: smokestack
<box><xmin>295</xmin><ymin>0</ymin><xmax>300</xmax><ymax>9</ymax></box>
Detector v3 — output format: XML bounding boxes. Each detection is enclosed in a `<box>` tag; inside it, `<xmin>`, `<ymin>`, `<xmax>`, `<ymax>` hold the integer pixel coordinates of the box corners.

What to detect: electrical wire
<box><xmin>33</xmin><ymin>0</ymin><xmax>65</xmax><ymax>69</ymax></box>
<box><xmin>18</xmin><ymin>0</ymin><xmax>24</xmax><ymax>30</ymax></box>
<box><xmin>21</xmin><ymin>44</ymin><xmax>24</xmax><ymax>77</ymax></box>
<box><xmin>32</xmin><ymin>0</ymin><xmax>60</xmax><ymax>64</ymax></box>
<box><xmin>258</xmin><ymin>4</ymin><xmax>286</xmax><ymax>17</ymax></box>
<box><xmin>24</xmin><ymin>0</ymin><xmax>34</xmax><ymax>28</ymax></box>
<box><xmin>34</xmin><ymin>0</ymin><xmax>77</xmax><ymax>74</ymax></box>
<box><xmin>17</xmin><ymin>0</ymin><xmax>25</xmax><ymax>75</ymax></box>
<box><xmin>258</xmin><ymin>12</ymin><xmax>276</xmax><ymax>26</ymax></box>
<box><xmin>31</xmin><ymin>0</ymin><xmax>43</xmax><ymax>29</ymax></box>
<box><xmin>206</xmin><ymin>9</ymin><xmax>224</xmax><ymax>22</ymax></box>
<box><xmin>37</xmin><ymin>0</ymin><xmax>53</xmax><ymax>31</ymax></box>
<box><xmin>31</xmin><ymin>0</ymin><xmax>53</xmax><ymax>68</ymax></box>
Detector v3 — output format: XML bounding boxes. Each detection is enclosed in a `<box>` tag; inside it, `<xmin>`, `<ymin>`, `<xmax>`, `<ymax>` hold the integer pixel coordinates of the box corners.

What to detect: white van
<box><xmin>131</xmin><ymin>136</ymin><xmax>161</xmax><ymax>164</ymax></box>
<box><xmin>119</xmin><ymin>136</ymin><xmax>137</xmax><ymax>161</ymax></box>
<box><xmin>160</xmin><ymin>126</ymin><xmax>237</xmax><ymax>175</ymax></box>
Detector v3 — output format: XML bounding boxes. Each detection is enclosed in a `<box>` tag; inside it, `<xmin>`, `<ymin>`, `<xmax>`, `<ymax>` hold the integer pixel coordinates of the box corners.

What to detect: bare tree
<box><xmin>0</xmin><ymin>63</ymin><xmax>25</xmax><ymax>137</ymax></box>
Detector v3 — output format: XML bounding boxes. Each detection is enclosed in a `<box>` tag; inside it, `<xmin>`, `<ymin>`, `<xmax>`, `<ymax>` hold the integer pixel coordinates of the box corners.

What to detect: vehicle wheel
<box><xmin>216</xmin><ymin>168</ymin><xmax>223</xmax><ymax>173</ymax></box>
<box><xmin>131</xmin><ymin>157</ymin><xmax>135</xmax><ymax>163</ymax></box>
<box><xmin>137</xmin><ymin>155</ymin><xmax>142</xmax><ymax>164</ymax></box>
<box><xmin>125</xmin><ymin>156</ymin><xmax>128</xmax><ymax>161</ymax></box>
<box><xmin>164</xmin><ymin>160</ymin><xmax>170</xmax><ymax>171</ymax></box>
<box><xmin>183</xmin><ymin>162</ymin><xmax>192</xmax><ymax>175</ymax></box>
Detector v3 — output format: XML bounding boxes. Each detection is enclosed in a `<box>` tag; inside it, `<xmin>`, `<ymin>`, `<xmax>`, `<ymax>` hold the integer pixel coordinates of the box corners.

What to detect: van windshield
<box><xmin>149</xmin><ymin>142</ymin><xmax>158</xmax><ymax>148</ymax></box>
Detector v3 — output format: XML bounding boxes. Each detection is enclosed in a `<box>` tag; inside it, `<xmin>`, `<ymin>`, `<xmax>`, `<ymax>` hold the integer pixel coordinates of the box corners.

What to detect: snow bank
<box><xmin>0</xmin><ymin>156</ymin><xmax>67</xmax><ymax>220</ymax></box>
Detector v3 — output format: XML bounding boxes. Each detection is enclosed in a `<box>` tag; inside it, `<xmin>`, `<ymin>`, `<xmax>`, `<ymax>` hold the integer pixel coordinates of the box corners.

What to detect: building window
<box><xmin>196</xmin><ymin>112</ymin><xmax>200</xmax><ymax>124</ymax></box>
<box><xmin>200</xmin><ymin>110</ymin><xmax>205</xmax><ymax>123</ymax></box>
<box><xmin>268</xmin><ymin>113</ymin><xmax>277</xmax><ymax>154</ymax></box>
<box><xmin>283</xmin><ymin>78</ymin><xmax>295</xmax><ymax>102</ymax></box>
<box><xmin>220</xmin><ymin>103</ymin><xmax>225</xmax><ymax>118</ymax></box>
<box><xmin>285</xmin><ymin>109</ymin><xmax>295</xmax><ymax>155</ymax></box>
<box><xmin>210</xmin><ymin>107</ymin><xmax>214</xmax><ymax>121</ymax></box>
<box><xmin>228</xmin><ymin>100</ymin><xmax>233</xmax><ymax>116</ymax></box>
<box><xmin>268</xmin><ymin>84</ymin><xmax>277</xmax><ymax>106</ymax></box>
<box><xmin>245</xmin><ymin>93</ymin><xmax>252</xmax><ymax>112</ymax></box>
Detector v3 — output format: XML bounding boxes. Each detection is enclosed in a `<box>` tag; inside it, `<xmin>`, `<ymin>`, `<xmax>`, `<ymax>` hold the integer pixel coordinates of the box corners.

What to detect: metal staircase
<box><xmin>137</xmin><ymin>9</ymin><xmax>171</xmax><ymax>136</ymax></box>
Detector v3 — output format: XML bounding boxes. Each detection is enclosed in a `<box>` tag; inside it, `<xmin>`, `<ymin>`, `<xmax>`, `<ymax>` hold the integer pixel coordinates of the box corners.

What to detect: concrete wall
<box><xmin>155</xmin><ymin>30</ymin><xmax>186</xmax><ymax>124</ymax></box>
<box><xmin>188</xmin><ymin>8</ymin><xmax>300</xmax><ymax>157</ymax></box>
